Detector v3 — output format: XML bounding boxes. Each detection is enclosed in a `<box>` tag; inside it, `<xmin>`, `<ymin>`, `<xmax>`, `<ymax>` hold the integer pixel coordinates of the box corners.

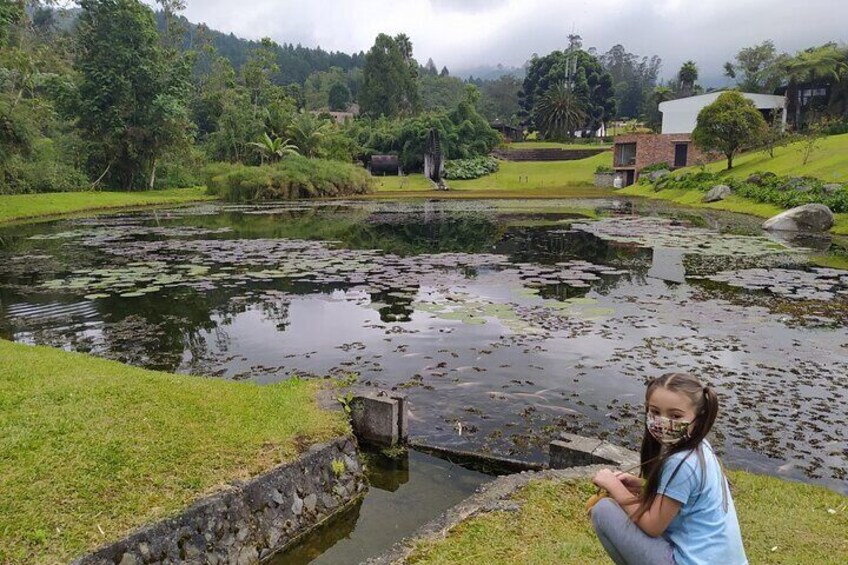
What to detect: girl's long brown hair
<box><xmin>634</xmin><ymin>372</ymin><xmax>720</xmax><ymax>520</ymax></box>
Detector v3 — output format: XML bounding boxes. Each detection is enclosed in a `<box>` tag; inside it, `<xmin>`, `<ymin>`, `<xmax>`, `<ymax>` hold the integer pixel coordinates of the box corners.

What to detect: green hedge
<box><xmin>444</xmin><ymin>156</ymin><xmax>500</xmax><ymax>180</ymax></box>
<box><xmin>203</xmin><ymin>156</ymin><xmax>374</xmax><ymax>201</ymax></box>
<box><xmin>649</xmin><ymin>171</ymin><xmax>848</xmax><ymax>213</ymax></box>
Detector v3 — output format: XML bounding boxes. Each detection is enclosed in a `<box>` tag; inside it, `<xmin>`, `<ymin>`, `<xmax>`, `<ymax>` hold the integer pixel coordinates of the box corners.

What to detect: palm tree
<box><xmin>783</xmin><ymin>43</ymin><xmax>848</xmax><ymax>125</ymax></box>
<box><xmin>535</xmin><ymin>82</ymin><xmax>587</xmax><ymax>140</ymax></box>
<box><xmin>248</xmin><ymin>132</ymin><xmax>298</xmax><ymax>164</ymax></box>
<box><xmin>677</xmin><ymin>61</ymin><xmax>699</xmax><ymax>97</ymax></box>
<box><xmin>394</xmin><ymin>33</ymin><xmax>413</xmax><ymax>64</ymax></box>
<box><xmin>286</xmin><ymin>111</ymin><xmax>332</xmax><ymax>158</ymax></box>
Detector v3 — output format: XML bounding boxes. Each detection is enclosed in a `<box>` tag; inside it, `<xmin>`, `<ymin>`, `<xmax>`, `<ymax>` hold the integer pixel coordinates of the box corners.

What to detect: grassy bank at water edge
<box><xmin>372</xmin><ymin>153</ymin><xmax>613</xmax><ymax>199</ymax></box>
<box><xmin>0</xmin><ymin>340</ymin><xmax>347</xmax><ymax>564</ymax></box>
<box><xmin>0</xmin><ymin>187</ymin><xmax>213</xmax><ymax>225</ymax></box>
<box><xmin>409</xmin><ymin>472</ymin><xmax>848</xmax><ymax>565</ymax></box>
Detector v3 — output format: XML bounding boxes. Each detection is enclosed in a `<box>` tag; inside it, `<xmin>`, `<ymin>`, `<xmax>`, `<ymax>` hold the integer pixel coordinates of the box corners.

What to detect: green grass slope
<box><xmin>0</xmin><ymin>340</ymin><xmax>346</xmax><ymax>564</ymax></box>
<box><xmin>698</xmin><ymin>133</ymin><xmax>848</xmax><ymax>183</ymax></box>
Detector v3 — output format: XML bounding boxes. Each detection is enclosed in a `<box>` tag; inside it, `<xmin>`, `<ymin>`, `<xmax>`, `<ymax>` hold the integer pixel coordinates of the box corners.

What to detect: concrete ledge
<box><xmin>72</xmin><ymin>436</ymin><xmax>367</xmax><ymax>565</ymax></box>
<box><xmin>550</xmin><ymin>433</ymin><xmax>640</xmax><ymax>470</ymax></box>
<box><xmin>410</xmin><ymin>441</ymin><xmax>544</xmax><ymax>474</ymax></box>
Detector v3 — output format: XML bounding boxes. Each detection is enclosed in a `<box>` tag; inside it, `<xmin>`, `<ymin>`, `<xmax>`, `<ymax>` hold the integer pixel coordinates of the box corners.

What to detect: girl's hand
<box><xmin>616</xmin><ymin>472</ymin><xmax>644</xmax><ymax>494</ymax></box>
<box><xmin>592</xmin><ymin>469</ymin><xmax>621</xmax><ymax>491</ymax></box>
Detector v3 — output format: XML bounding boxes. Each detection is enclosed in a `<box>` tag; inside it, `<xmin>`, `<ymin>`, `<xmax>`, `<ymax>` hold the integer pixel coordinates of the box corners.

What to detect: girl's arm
<box><xmin>593</xmin><ymin>469</ymin><xmax>682</xmax><ymax>537</ymax></box>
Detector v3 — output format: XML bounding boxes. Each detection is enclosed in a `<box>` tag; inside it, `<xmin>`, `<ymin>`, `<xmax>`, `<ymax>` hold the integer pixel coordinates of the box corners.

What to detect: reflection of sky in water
<box><xmin>0</xmin><ymin>201</ymin><xmax>846</xmax><ymax>494</ymax></box>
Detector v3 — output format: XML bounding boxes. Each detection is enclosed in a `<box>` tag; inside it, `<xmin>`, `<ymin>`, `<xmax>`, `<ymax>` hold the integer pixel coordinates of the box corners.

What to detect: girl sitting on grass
<box><xmin>590</xmin><ymin>372</ymin><xmax>747</xmax><ymax>565</ymax></box>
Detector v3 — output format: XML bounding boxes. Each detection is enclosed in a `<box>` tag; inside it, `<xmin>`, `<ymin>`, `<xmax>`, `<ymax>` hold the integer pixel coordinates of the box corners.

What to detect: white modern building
<box><xmin>658</xmin><ymin>92</ymin><xmax>787</xmax><ymax>134</ymax></box>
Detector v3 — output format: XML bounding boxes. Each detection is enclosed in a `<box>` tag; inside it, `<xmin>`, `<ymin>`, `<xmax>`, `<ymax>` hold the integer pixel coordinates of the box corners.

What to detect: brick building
<box><xmin>612</xmin><ymin>134</ymin><xmax>712</xmax><ymax>186</ymax></box>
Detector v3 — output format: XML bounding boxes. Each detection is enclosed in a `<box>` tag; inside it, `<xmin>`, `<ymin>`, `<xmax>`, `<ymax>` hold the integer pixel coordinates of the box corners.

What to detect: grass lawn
<box><xmin>370</xmin><ymin>153</ymin><xmax>613</xmax><ymax>200</ymax></box>
<box><xmin>0</xmin><ymin>186</ymin><xmax>214</xmax><ymax>225</ymax></box>
<box><xmin>0</xmin><ymin>340</ymin><xmax>347</xmax><ymax>564</ymax></box>
<box><xmin>409</xmin><ymin>472</ymin><xmax>848</xmax><ymax>565</ymax></box>
<box><xmin>697</xmin><ymin>133</ymin><xmax>848</xmax><ymax>184</ymax></box>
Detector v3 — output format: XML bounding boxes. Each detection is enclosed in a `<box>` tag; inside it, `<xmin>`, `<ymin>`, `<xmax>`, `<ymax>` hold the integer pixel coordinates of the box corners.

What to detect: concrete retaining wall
<box><xmin>72</xmin><ymin>436</ymin><xmax>367</xmax><ymax>565</ymax></box>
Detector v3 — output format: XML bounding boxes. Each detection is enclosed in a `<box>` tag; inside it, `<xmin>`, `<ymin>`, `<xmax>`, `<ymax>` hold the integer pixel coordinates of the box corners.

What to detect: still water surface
<box><xmin>1</xmin><ymin>200</ymin><xmax>846</xmax><ymax>495</ymax></box>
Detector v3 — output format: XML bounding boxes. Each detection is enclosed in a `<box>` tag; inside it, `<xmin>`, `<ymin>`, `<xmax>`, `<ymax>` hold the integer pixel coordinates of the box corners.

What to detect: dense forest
<box><xmin>1</xmin><ymin>1</ymin><xmax>846</xmax><ymax>196</ymax></box>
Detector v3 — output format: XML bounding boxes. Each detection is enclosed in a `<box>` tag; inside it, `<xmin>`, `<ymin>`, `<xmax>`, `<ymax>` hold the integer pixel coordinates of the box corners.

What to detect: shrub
<box><xmin>203</xmin><ymin>155</ymin><xmax>374</xmax><ymax>202</ymax></box>
<box><xmin>444</xmin><ymin>156</ymin><xmax>499</xmax><ymax>180</ymax></box>
<box><xmin>649</xmin><ymin>170</ymin><xmax>848</xmax><ymax>213</ymax></box>
<box><xmin>640</xmin><ymin>162</ymin><xmax>671</xmax><ymax>174</ymax></box>
<box><xmin>595</xmin><ymin>165</ymin><xmax>615</xmax><ymax>174</ymax></box>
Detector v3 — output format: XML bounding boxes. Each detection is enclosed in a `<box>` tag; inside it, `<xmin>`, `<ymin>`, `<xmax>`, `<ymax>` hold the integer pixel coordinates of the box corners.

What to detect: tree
<box><xmin>520</xmin><ymin>48</ymin><xmax>614</xmax><ymax>137</ymax></box>
<box><xmin>328</xmin><ymin>82</ymin><xmax>351</xmax><ymax>111</ymax></box>
<box><xmin>782</xmin><ymin>43</ymin><xmax>848</xmax><ymax>125</ymax></box>
<box><xmin>75</xmin><ymin>0</ymin><xmax>193</xmax><ymax>189</ymax></box>
<box><xmin>360</xmin><ymin>33</ymin><xmax>420</xmax><ymax>118</ymax></box>
<box><xmin>248</xmin><ymin>132</ymin><xmax>297</xmax><ymax>164</ymax></box>
<box><xmin>724</xmin><ymin>40</ymin><xmax>787</xmax><ymax>94</ymax></box>
<box><xmin>423</xmin><ymin>57</ymin><xmax>438</xmax><ymax>76</ymax></box>
<box><xmin>692</xmin><ymin>91</ymin><xmax>767</xmax><ymax>169</ymax></box>
<box><xmin>599</xmin><ymin>44</ymin><xmax>662</xmax><ymax>119</ymax></box>
<box><xmin>677</xmin><ymin>60</ymin><xmax>699</xmax><ymax>97</ymax></box>
<box><xmin>479</xmin><ymin>74</ymin><xmax>522</xmax><ymax>125</ymax></box>
<box><xmin>440</xmin><ymin>66</ymin><xmax>449</xmax><ymax>77</ymax></box>
<box><xmin>535</xmin><ymin>82</ymin><xmax>586</xmax><ymax>139</ymax></box>
<box><xmin>643</xmin><ymin>86</ymin><xmax>674</xmax><ymax>132</ymax></box>
<box><xmin>0</xmin><ymin>1</ymin><xmax>23</xmax><ymax>47</ymax></box>
<box><xmin>419</xmin><ymin>73</ymin><xmax>466</xmax><ymax>112</ymax></box>
<box><xmin>285</xmin><ymin>110</ymin><xmax>331</xmax><ymax>158</ymax></box>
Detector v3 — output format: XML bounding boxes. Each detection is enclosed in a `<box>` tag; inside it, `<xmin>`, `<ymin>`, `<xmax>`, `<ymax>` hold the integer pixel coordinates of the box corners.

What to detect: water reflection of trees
<box><xmin>177</xmin><ymin>207</ymin><xmax>503</xmax><ymax>255</ymax></box>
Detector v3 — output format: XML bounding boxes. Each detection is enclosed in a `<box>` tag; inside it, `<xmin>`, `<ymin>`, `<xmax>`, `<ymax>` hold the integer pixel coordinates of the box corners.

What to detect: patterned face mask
<box><xmin>646</xmin><ymin>413</ymin><xmax>691</xmax><ymax>445</ymax></box>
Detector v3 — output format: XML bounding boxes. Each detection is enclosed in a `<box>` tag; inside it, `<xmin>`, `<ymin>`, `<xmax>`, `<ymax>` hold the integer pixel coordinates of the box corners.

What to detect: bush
<box><xmin>649</xmin><ymin>170</ymin><xmax>848</xmax><ymax>213</ymax></box>
<box><xmin>595</xmin><ymin>165</ymin><xmax>615</xmax><ymax>174</ymax></box>
<box><xmin>444</xmin><ymin>156</ymin><xmax>499</xmax><ymax>180</ymax></box>
<box><xmin>203</xmin><ymin>155</ymin><xmax>374</xmax><ymax>202</ymax></box>
<box><xmin>1</xmin><ymin>138</ymin><xmax>89</xmax><ymax>194</ymax></box>
<box><xmin>640</xmin><ymin>162</ymin><xmax>671</xmax><ymax>174</ymax></box>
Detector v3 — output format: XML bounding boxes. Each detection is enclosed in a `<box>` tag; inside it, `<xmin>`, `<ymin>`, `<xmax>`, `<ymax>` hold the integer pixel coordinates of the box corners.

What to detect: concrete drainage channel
<box><xmin>72</xmin><ymin>393</ymin><xmax>637</xmax><ymax>564</ymax></box>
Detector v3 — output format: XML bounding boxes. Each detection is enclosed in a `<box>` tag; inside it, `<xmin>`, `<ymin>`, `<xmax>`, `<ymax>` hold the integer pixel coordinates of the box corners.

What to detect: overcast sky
<box><xmin>150</xmin><ymin>0</ymin><xmax>847</xmax><ymax>83</ymax></box>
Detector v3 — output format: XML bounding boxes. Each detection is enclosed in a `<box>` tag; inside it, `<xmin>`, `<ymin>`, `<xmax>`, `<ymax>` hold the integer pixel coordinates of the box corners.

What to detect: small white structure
<box><xmin>659</xmin><ymin>92</ymin><xmax>786</xmax><ymax>134</ymax></box>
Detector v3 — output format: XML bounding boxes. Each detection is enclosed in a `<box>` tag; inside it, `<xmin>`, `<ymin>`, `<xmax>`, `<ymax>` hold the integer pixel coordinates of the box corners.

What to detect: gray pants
<box><xmin>591</xmin><ymin>497</ymin><xmax>676</xmax><ymax>565</ymax></box>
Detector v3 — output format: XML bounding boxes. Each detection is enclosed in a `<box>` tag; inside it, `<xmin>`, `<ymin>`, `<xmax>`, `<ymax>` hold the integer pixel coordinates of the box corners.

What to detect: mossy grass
<box><xmin>0</xmin><ymin>340</ymin><xmax>347</xmax><ymax>564</ymax></box>
<box><xmin>409</xmin><ymin>472</ymin><xmax>848</xmax><ymax>565</ymax></box>
<box><xmin>0</xmin><ymin>187</ymin><xmax>213</xmax><ymax>226</ymax></box>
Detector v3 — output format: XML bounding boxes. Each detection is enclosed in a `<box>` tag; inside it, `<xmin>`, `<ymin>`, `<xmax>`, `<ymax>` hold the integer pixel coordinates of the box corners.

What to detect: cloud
<box><xmin>148</xmin><ymin>1</ymin><xmax>847</xmax><ymax>82</ymax></box>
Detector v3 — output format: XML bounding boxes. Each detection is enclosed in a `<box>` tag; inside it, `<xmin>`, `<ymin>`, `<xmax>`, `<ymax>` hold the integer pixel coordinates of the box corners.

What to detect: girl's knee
<box><xmin>590</xmin><ymin>496</ymin><xmax>621</xmax><ymax>529</ymax></box>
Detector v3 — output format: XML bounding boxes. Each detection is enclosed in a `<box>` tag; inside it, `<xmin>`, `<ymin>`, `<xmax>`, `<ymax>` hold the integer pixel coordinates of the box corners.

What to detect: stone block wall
<box><xmin>72</xmin><ymin>436</ymin><xmax>366</xmax><ymax>565</ymax></box>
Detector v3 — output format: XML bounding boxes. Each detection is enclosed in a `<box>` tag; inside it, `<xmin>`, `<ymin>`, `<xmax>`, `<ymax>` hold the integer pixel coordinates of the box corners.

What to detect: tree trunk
<box><xmin>726</xmin><ymin>153</ymin><xmax>733</xmax><ymax>170</ymax></box>
<box><xmin>148</xmin><ymin>158</ymin><xmax>157</xmax><ymax>190</ymax></box>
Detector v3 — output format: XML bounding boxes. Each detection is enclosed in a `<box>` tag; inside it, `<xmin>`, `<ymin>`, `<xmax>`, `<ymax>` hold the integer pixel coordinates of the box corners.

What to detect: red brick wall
<box><xmin>613</xmin><ymin>134</ymin><xmax>717</xmax><ymax>180</ymax></box>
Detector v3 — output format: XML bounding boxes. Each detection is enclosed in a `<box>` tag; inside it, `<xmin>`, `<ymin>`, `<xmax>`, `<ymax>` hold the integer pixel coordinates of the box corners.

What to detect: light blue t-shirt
<box><xmin>658</xmin><ymin>441</ymin><xmax>748</xmax><ymax>565</ymax></box>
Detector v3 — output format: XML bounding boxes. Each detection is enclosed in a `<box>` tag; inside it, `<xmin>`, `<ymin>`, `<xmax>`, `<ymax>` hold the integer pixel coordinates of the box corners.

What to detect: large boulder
<box><xmin>702</xmin><ymin>185</ymin><xmax>731</xmax><ymax>203</ymax></box>
<box><xmin>648</xmin><ymin>169</ymin><xmax>671</xmax><ymax>182</ymax></box>
<box><xmin>762</xmin><ymin>204</ymin><xmax>835</xmax><ymax>232</ymax></box>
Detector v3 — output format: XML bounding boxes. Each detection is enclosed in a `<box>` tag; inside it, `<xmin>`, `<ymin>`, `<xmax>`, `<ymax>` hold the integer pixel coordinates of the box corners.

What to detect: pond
<box><xmin>1</xmin><ymin>199</ymin><xmax>846</xmax><ymax>497</ymax></box>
